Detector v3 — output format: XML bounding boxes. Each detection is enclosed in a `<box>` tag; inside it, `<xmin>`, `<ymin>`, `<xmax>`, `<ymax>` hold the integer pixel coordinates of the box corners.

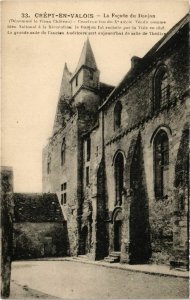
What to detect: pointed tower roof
<box><xmin>53</xmin><ymin>63</ymin><xmax>72</xmax><ymax>134</ymax></box>
<box><xmin>71</xmin><ymin>38</ymin><xmax>98</xmax><ymax>80</ymax></box>
<box><xmin>59</xmin><ymin>62</ymin><xmax>72</xmax><ymax>98</ymax></box>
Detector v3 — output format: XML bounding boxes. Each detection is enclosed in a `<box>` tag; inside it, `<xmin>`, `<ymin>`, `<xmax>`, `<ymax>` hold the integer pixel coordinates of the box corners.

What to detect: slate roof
<box><xmin>13</xmin><ymin>193</ymin><xmax>64</xmax><ymax>223</ymax></box>
<box><xmin>99</xmin><ymin>13</ymin><xmax>189</xmax><ymax>110</ymax></box>
<box><xmin>99</xmin><ymin>82</ymin><xmax>115</xmax><ymax>105</ymax></box>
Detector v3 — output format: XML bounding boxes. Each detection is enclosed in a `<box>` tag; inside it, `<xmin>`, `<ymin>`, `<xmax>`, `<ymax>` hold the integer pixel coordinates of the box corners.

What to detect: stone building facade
<box><xmin>42</xmin><ymin>14</ymin><xmax>189</xmax><ymax>267</ymax></box>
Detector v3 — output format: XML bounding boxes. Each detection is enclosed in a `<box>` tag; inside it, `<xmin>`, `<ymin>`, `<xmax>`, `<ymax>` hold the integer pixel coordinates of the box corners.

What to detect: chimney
<box><xmin>131</xmin><ymin>56</ymin><xmax>141</xmax><ymax>68</ymax></box>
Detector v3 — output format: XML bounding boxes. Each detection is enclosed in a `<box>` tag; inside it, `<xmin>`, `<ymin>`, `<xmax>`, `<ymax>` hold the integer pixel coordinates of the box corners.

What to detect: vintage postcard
<box><xmin>1</xmin><ymin>0</ymin><xmax>189</xmax><ymax>299</ymax></box>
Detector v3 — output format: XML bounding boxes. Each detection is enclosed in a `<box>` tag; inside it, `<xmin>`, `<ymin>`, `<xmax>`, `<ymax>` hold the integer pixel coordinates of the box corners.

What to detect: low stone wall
<box><xmin>13</xmin><ymin>222</ymin><xmax>68</xmax><ymax>259</ymax></box>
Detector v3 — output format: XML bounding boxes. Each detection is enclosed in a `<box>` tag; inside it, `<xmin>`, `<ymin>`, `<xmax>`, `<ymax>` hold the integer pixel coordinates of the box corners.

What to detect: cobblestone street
<box><xmin>11</xmin><ymin>260</ymin><xmax>189</xmax><ymax>299</ymax></box>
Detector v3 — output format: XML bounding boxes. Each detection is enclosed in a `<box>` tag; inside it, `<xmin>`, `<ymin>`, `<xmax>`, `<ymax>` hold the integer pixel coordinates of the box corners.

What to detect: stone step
<box><xmin>77</xmin><ymin>255</ymin><xmax>88</xmax><ymax>260</ymax></box>
<box><xmin>109</xmin><ymin>252</ymin><xmax>121</xmax><ymax>258</ymax></box>
<box><xmin>104</xmin><ymin>257</ymin><xmax>116</xmax><ymax>263</ymax></box>
<box><xmin>104</xmin><ymin>253</ymin><xmax>120</xmax><ymax>263</ymax></box>
<box><xmin>170</xmin><ymin>260</ymin><xmax>189</xmax><ymax>270</ymax></box>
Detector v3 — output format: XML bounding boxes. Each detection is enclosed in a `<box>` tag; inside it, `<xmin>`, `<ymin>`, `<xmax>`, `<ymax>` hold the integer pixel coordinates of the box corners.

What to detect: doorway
<box><xmin>113</xmin><ymin>209</ymin><xmax>122</xmax><ymax>252</ymax></box>
<box><xmin>80</xmin><ymin>226</ymin><xmax>88</xmax><ymax>255</ymax></box>
<box><xmin>114</xmin><ymin>220</ymin><xmax>122</xmax><ymax>251</ymax></box>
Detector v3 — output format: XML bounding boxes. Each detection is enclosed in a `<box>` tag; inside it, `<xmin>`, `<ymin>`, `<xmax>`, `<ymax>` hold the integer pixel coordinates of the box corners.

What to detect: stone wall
<box><xmin>42</xmin><ymin>18</ymin><xmax>189</xmax><ymax>267</ymax></box>
<box><xmin>42</xmin><ymin>115</ymin><xmax>79</xmax><ymax>255</ymax></box>
<box><xmin>101</xmin><ymin>24</ymin><xmax>189</xmax><ymax>265</ymax></box>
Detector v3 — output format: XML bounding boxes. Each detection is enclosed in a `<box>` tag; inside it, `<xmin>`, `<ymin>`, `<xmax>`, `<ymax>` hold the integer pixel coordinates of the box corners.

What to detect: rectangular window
<box><xmin>64</xmin><ymin>193</ymin><xmax>67</xmax><ymax>204</ymax></box>
<box><xmin>61</xmin><ymin>138</ymin><xmax>66</xmax><ymax>166</ymax></box>
<box><xmin>61</xmin><ymin>182</ymin><xmax>67</xmax><ymax>205</ymax></box>
<box><xmin>86</xmin><ymin>166</ymin><xmax>90</xmax><ymax>185</ymax></box>
<box><xmin>89</xmin><ymin>70</ymin><xmax>93</xmax><ymax>80</ymax></box>
<box><xmin>61</xmin><ymin>194</ymin><xmax>64</xmax><ymax>205</ymax></box>
<box><xmin>86</xmin><ymin>137</ymin><xmax>91</xmax><ymax>161</ymax></box>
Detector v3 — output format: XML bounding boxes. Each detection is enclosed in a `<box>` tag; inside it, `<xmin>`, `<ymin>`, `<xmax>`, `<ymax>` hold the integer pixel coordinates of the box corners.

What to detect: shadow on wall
<box><xmin>129</xmin><ymin>133</ymin><xmax>152</xmax><ymax>264</ymax></box>
<box><xmin>172</xmin><ymin>123</ymin><xmax>189</xmax><ymax>267</ymax></box>
<box><xmin>96</xmin><ymin>159</ymin><xmax>109</xmax><ymax>260</ymax></box>
<box><xmin>174</xmin><ymin>123</ymin><xmax>189</xmax><ymax>192</ymax></box>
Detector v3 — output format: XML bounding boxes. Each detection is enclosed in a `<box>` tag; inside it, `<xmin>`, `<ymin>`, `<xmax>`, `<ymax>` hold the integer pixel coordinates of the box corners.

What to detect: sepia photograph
<box><xmin>1</xmin><ymin>0</ymin><xmax>189</xmax><ymax>299</ymax></box>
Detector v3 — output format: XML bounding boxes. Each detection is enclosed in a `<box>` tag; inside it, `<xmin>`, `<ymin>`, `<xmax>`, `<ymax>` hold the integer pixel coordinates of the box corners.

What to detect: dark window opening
<box><xmin>47</xmin><ymin>157</ymin><xmax>51</xmax><ymax>174</ymax></box>
<box><xmin>61</xmin><ymin>182</ymin><xmax>67</xmax><ymax>205</ymax></box>
<box><xmin>64</xmin><ymin>193</ymin><xmax>67</xmax><ymax>204</ymax></box>
<box><xmin>114</xmin><ymin>101</ymin><xmax>122</xmax><ymax>130</ymax></box>
<box><xmin>47</xmin><ymin>162</ymin><xmax>50</xmax><ymax>174</ymax></box>
<box><xmin>115</xmin><ymin>152</ymin><xmax>124</xmax><ymax>206</ymax></box>
<box><xmin>86</xmin><ymin>137</ymin><xmax>91</xmax><ymax>161</ymax></box>
<box><xmin>61</xmin><ymin>138</ymin><xmax>66</xmax><ymax>166</ymax></box>
<box><xmin>154</xmin><ymin>130</ymin><xmax>169</xmax><ymax>199</ymax></box>
<box><xmin>89</xmin><ymin>70</ymin><xmax>93</xmax><ymax>80</ymax></box>
<box><xmin>61</xmin><ymin>194</ymin><xmax>64</xmax><ymax>205</ymax></box>
<box><xmin>154</xmin><ymin>66</ymin><xmax>170</xmax><ymax>111</ymax></box>
<box><xmin>86</xmin><ymin>166</ymin><xmax>90</xmax><ymax>186</ymax></box>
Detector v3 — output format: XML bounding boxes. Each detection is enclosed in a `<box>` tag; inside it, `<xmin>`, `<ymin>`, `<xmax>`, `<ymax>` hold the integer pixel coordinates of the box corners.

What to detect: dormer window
<box><xmin>154</xmin><ymin>65</ymin><xmax>170</xmax><ymax>111</ymax></box>
<box><xmin>114</xmin><ymin>101</ymin><xmax>122</xmax><ymax>130</ymax></box>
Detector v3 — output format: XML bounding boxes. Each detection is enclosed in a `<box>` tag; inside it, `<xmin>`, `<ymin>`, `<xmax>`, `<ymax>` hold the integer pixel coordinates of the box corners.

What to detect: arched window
<box><xmin>114</xmin><ymin>152</ymin><xmax>124</xmax><ymax>206</ymax></box>
<box><xmin>114</xmin><ymin>101</ymin><xmax>122</xmax><ymax>130</ymax></box>
<box><xmin>154</xmin><ymin>130</ymin><xmax>169</xmax><ymax>198</ymax></box>
<box><xmin>61</xmin><ymin>138</ymin><xmax>66</xmax><ymax>166</ymax></box>
<box><xmin>154</xmin><ymin>65</ymin><xmax>170</xmax><ymax>111</ymax></box>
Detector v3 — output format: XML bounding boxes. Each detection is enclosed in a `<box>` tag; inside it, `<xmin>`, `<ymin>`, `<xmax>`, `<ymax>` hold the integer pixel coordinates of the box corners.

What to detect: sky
<box><xmin>1</xmin><ymin>0</ymin><xmax>188</xmax><ymax>192</ymax></box>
